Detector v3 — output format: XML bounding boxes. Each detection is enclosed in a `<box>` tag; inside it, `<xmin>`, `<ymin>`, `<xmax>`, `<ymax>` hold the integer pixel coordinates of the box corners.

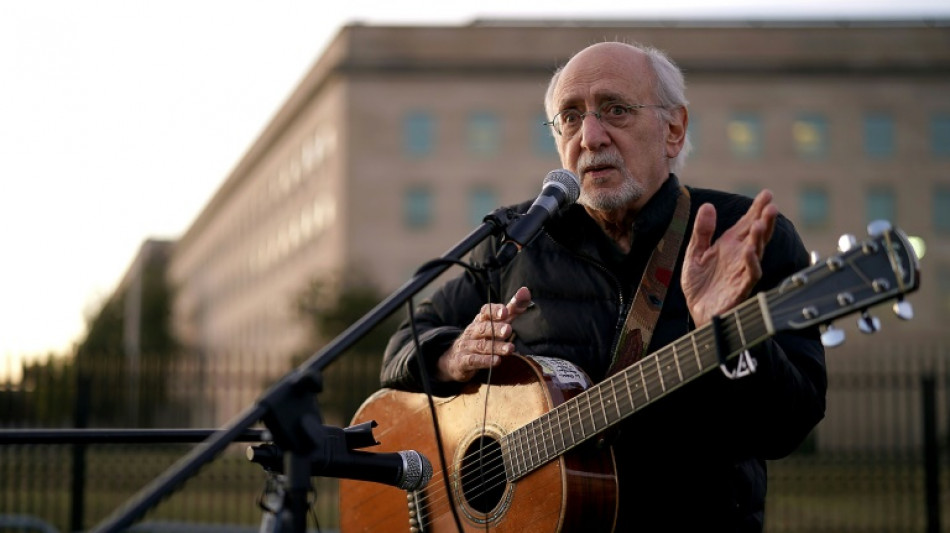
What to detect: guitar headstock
<box><xmin>770</xmin><ymin>221</ymin><xmax>920</xmax><ymax>345</ymax></box>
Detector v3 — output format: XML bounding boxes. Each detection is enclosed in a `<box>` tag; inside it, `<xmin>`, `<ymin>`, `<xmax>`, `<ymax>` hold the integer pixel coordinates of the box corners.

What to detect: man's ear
<box><xmin>666</xmin><ymin>106</ymin><xmax>688</xmax><ymax>157</ymax></box>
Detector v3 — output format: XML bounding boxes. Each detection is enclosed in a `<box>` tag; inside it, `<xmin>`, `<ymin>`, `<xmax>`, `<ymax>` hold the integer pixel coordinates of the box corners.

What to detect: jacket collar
<box><xmin>549</xmin><ymin>174</ymin><xmax>682</xmax><ymax>259</ymax></box>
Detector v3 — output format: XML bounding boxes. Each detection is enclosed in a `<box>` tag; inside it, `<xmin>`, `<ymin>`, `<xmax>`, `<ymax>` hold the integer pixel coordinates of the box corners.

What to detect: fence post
<box><xmin>922</xmin><ymin>373</ymin><xmax>940</xmax><ymax>533</ymax></box>
<box><xmin>70</xmin><ymin>372</ymin><xmax>90</xmax><ymax>532</ymax></box>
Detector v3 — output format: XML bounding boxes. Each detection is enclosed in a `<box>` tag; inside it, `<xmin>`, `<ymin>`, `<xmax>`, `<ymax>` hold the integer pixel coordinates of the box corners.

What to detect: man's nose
<box><xmin>579</xmin><ymin>113</ymin><xmax>611</xmax><ymax>151</ymax></box>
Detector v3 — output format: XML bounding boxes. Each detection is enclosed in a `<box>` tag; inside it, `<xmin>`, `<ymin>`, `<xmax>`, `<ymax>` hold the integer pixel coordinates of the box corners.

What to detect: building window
<box><xmin>727</xmin><ymin>112</ymin><xmax>762</xmax><ymax>159</ymax></box>
<box><xmin>863</xmin><ymin>113</ymin><xmax>894</xmax><ymax>159</ymax></box>
<box><xmin>404</xmin><ymin>111</ymin><xmax>434</xmax><ymax>157</ymax></box>
<box><xmin>933</xmin><ymin>185</ymin><xmax>950</xmax><ymax>234</ymax></box>
<box><xmin>799</xmin><ymin>186</ymin><xmax>830</xmax><ymax>230</ymax></box>
<box><xmin>793</xmin><ymin>114</ymin><xmax>828</xmax><ymax>159</ymax></box>
<box><xmin>404</xmin><ymin>186</ymin><xmax>432</xmax><ymax>229</ymax></box>
<box><xmin>535</xmin><ymin>114</ymin><xmax>558</xmax><ymax>156</ymax></box>
<box><xmin>467</xmin><ymin>111</ymin><xmax>499</xmax><ymax>157</ymax></box>
<box><xmin>932</xmin><ymin>114</ymin><xmax>950</xmax><ymax>158</ymax></box>
<box><xmin>469</xmin><ymin>187</ymin><xmax>497</xmax><ymax>227</ymax></box>
<box><xmin>866</xmin><ymin>186</ymin><xmax>896</xmax><ymax>225</ymax></box>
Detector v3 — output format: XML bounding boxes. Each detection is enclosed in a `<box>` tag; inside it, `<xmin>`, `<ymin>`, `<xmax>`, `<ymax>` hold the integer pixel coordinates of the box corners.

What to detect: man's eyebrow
<box><xmin>554</xmin><ymin>96</ymin><xmax>583</xmax><ymax>112</ymax></box>
<box><xmin>596</xmin><ymin>91</ymin><xmax>629</xmax><ymax>103</ymax></box>
<box><xmin>555</xmin><ymin>91</ymin><xmax>629</xmax><ymax>111</ymax></box>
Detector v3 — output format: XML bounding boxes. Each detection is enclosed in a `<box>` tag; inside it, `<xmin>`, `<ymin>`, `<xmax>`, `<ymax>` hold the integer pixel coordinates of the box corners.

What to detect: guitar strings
<box><xmin>374</xmin><ymin>324</ymin><xmax>816</xmax><ymax>528</ymax></box>
<box><xmin>407</xmin><ymin>316</ymin><xmax>747</xmax><ymax>520</ymax></box>
<box><xmin>377</xmin><ymin>297</ymin><xmax>773</xmax><ymax>525</ymax></box>
<box><xmin>373</xmin><ymin>306</ymin><xmax>759</xmax><ymax>525</ymax></box>
<box><xmin>353</xmin><ymin>266</ymin><xmax>848</xmax><ymax>529</ymax></box>
<box><xmin>411</xmin><ymin>272</ymin><xmax>832</xmax><ymax>515</ymax></box>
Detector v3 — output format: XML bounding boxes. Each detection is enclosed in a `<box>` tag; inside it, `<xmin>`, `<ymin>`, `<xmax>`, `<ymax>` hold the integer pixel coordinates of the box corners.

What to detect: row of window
<box><xmin>796</xmin><ymin>184</ymin><xmax>950</xmax><ymax>233</ymax></box>
<box><xmin>405</xmin><ymin>186</ymin><xmax>498</xmax><ymax>229</ymax></box>
<box><xmin>720</xmin><ymin>113</ymin><xmax>950</xmax><ymax>159</ymax></box>
<box><xmin>404</xmin><ymin>111</ymin><xmax>950</xmax><ymax>160</ymax></box>
<box><xmin>405</xmin><ymin>111</ymin><xmax>558</xmax><ymax>158</ymax></box>
<box><xmin>404</xmin><ymin>184</ymin><xmax>950</xmax><ymax>234</ymax></box>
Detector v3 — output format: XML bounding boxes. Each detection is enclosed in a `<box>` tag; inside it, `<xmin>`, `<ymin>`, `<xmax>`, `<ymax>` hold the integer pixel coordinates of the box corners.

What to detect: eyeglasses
<box><xmin>544</xmin><ymin>102</ymin><xmax>665</xmax><ymax>137</ymax></box>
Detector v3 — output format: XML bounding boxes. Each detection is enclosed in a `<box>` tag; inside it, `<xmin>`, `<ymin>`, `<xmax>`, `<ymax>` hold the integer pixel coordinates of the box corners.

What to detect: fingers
<box><xmin>507</xmin><ymin>286</ymin><xmax>533</xmax><ymax>316</ymax></box>
<box><xmin>760</xmin><ymin>203</ymin><xmax>778</xmax><ymax>248</ymax></box>
<box><xmin>439</xmin><ymin>326</ymin><xmax>511</xmax><ymax>381</ymax></box>
<box><xmin>438</xmin><ymin>319</ymin><xmax>514</xmax><ymax>382</ymax></box>
<box><xmin>686</xmin><ymin>202</ymin><xmax>717</xmax><ymax>264</ymax></box>
<box><xmin>751</xmin><ymin>188</ymin><xmax>773</xmax><ymax>213</ymax></box>
<box><xmin>466</xmin><ymin>320</ymin><xmax>515</xmax><ymax>343</ymax></box>
<box><xmin>747</xmin><ymin>189</ymin><xmax>776</xmax><ymax>230</ymax></box>
<box><xmin>746</xmin><ymin>191</ymin><xmax>778</xmax><ymax>258</ymax></box>
<box><xmin>437</xmin><ymin>347</ymin><xmax>501</xmax><ymax>382</ymax></box>
<box><xmin>475</xmin><ymin>286</ymin><xmax>533</xmax><ymax>322</ymax></box>
<box><xmin>438</xmin><ymin>288</ymin><xmax>532</xmax><ymax>382</ymax></box>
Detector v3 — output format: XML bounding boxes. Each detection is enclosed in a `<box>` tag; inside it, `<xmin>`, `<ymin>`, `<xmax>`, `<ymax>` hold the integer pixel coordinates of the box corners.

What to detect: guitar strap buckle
<box><xmin>711</xmin><ymin>315</ymin><xmax>756</xmax><ymax>380</ymax></box>
<box><xmin>720</xmin><ymin>350</ymin><xmax>757</xmax><ymax>380</ymax></box>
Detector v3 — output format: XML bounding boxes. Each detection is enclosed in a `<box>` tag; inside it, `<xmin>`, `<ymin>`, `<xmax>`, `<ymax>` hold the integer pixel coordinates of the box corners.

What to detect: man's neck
<box><xmin>584</xmin><ymin>205</ymin><xmax>640</xmax><ymax>254</ymax></box>
<box><xmin>581</xmin><ymin>174</ymin><xmax>680</xmax><ymax>254</ymax></box>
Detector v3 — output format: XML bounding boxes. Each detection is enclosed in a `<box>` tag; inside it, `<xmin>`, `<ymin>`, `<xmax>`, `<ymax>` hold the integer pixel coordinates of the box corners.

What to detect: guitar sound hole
<box><xmin>459</xmin><ymin>436</ymin><xmax>505</xmax><ymax>514</ymax></box>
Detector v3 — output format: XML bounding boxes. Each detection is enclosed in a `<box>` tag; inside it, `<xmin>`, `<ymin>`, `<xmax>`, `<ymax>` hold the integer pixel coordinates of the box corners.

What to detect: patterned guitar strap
<box><xmin>605</xmin><ymin>186</ymin><xmax>691</xmax><ymax>377</ymax></box>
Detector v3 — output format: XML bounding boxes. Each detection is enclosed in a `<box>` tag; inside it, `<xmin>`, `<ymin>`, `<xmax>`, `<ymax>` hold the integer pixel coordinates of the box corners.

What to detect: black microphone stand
<box><xmin>90</xmin><ymin>207</ymin><xmax>516</xmax><ymax>533</ymax></box>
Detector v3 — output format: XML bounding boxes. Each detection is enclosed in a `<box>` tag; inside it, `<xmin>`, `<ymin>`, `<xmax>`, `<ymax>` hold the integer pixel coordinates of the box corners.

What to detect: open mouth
<box><xmin>581</xmin><ymin>164</ymin><xmax>617</xmax><ymax>179</ymax></box>
<box><xmin>578</xmin><ymin>151</ymin><xmax>623</xmax><ymax>179</ymax></box>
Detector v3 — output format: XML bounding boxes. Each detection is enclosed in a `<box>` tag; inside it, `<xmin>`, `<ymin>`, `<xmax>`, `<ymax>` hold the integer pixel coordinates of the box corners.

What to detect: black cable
<box><xmin>405</xmin><ymin>253</ymin><xmax>512</xmax><ymax>532</ymax></box>
<box><xmin>408</xmin><ymin>257</ymin><xmax>485</xmax><ymax>533</ymax></box>
<box><xmin>479</xmin><ymin>276</ymin><xmax>497</xmax><ymax>533</ymax></box>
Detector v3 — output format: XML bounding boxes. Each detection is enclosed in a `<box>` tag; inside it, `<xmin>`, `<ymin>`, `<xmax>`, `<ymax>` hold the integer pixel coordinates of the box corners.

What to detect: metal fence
<box><xmin>1</xmin><ymin>342</ymin><xmax>947</xmax><ymax>532</ymax></box>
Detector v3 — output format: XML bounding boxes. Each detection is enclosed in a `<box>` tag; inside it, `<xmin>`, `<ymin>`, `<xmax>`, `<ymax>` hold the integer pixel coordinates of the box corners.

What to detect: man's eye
<box><xmin>605</xmin><ymin>104</ymin><xmax>628</xmax><ymax>116</ymax></box>
<box><xmin>561</xmin><ymin>112</ymin><xmax>581</xmax><ymax>124</ymax></box>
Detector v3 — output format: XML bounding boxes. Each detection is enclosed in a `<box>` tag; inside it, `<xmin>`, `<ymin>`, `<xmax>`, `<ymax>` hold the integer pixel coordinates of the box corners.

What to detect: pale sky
<box><xmin>1</xmin><ymin>0</ymin><xmax>947</xmax><ymax>364</ymax></box>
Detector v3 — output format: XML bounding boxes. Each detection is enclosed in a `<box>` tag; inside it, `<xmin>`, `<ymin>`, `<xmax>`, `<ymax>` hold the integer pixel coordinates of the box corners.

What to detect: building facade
<box><xmin>165</xmin><ymin>20</ymin><xmax>950</xmax><ymax>428</ymax></box>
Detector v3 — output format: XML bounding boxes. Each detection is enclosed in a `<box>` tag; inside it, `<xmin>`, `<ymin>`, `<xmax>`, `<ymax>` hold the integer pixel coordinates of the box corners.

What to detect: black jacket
<box><xmin>381</xmin><ymin>175</ymin><xmax>827</xmax><ymax>532</ymax></box>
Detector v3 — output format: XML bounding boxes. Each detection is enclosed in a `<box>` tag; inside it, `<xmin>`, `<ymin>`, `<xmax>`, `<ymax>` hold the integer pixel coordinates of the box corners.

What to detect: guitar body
<box><xmin>339</xmin><ymin>354</ymin><xmax>618</xmax><ymax>532</ymax></box>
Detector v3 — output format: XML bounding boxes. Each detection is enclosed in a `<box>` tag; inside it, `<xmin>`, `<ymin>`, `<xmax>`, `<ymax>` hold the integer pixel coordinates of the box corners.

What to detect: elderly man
<box><xmin>381</xmin><ymin>41</ymin><xmax>826</xmax><ymax>532</ymax></box>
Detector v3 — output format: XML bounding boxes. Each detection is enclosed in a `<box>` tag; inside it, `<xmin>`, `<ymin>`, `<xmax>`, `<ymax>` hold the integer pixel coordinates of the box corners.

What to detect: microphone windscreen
<box><xmin>543</xmin><ymin>169</ymin><xmax>580</xmax><ymax>205</ymax></box>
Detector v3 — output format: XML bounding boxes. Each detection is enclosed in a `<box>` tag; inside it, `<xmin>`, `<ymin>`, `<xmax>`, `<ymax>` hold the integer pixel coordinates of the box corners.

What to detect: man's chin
<box><xmin>580</xmin><ymin>192</ymin><xmax>630</xmax><ymax>211</ymax></box>
<box><xmin>579</xmin><ymin>183</ymin><xmax>643</xmax><ymax>211</ymax></box>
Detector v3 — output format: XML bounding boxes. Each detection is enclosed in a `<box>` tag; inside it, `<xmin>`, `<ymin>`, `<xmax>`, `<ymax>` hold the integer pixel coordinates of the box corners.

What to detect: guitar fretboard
<box><xmin>500</xmin><ymin>292</ymin><xmax>774</xmax><ymax>481</ymax></box>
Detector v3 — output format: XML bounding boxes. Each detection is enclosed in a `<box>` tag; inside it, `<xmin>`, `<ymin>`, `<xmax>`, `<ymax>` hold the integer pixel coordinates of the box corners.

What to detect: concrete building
<box><xmin>165</xmin><ymin>20</ymin><xmax>950</xmax><ymax>429</ymax></box>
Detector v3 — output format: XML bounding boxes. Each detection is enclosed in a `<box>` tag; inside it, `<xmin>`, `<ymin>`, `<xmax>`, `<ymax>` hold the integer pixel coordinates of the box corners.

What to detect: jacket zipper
<box><xmin>542</xmin><ymin>232</ymin><xmax>629</xmax><ymax>373</ymax></box>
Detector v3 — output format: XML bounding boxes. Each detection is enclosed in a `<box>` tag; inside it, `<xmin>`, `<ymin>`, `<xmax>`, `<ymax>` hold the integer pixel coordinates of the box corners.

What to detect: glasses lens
<box><xmin>601</xmin><ymin>104</ymin><xmax>631</xmax><ymax>128</ymax></box>
<box><xmin>559</xmin><ymin>110</ymin><xmax>582</xmax><ymax>136</ymax></box>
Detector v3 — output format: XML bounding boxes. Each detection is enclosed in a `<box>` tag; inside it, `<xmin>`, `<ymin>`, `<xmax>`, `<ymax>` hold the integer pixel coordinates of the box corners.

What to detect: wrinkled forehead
<box><xmin>552</xmin><ymin>44</ymin><xmax>655</xmax><ymax>110</ymax></box>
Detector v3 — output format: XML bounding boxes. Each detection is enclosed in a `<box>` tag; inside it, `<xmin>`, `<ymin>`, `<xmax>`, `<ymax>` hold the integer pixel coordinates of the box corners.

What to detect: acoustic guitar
<box><xmin>339</xmin><ymin>224</ymin><xmax>919</xmax><ymax>532</ymax></box>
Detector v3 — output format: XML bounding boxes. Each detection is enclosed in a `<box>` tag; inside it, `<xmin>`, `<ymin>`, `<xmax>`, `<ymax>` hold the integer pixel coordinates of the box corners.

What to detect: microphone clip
<box><xmin>482</xmin><ymin>206</ymin><xmax>520</xmax><ymax>235</ymax></box>
<box><xmin>247</xmin><ymin>420</ymin><xmax>380</xmax><ymax>474</ymax></box>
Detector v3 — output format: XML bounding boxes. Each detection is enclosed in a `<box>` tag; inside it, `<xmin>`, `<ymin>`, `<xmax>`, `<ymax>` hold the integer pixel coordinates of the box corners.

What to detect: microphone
<box><xmin>318</xmin><ymin>449</ymin><xmax>433</xmax><ymax>491</ymax></box>
<box><xmin>495</xmin><ymin>168</ymin><xmax>581</xmax><ymax>266</ymax></box>
<box><xmin>247</xmin><ymin>444</ymin><xmax>433</xmax><ymax>491</ymax></box>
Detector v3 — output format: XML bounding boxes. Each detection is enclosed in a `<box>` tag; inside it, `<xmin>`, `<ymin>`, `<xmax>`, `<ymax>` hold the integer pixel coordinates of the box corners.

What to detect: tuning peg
<box><xmin>893</xmin><ymin>298</ymin><xmax>914</xmax><ymax>320</ymax></box>
<box><xmin>837</xmin><ymin>234</ymin><xmax>858</xmax><ymax>253</ymax></box>
<box><xmin>867</xmin><ymin>220</ymin><xmax>892</xmax><ymax>237</ymax></box>
<box><xmin>821</xmin><ymin>324</ymin><xmax>845</xmax><ymax>347</ymax></box>
<box><xmin>809</xmin><ymin>251</ymin><xmax>820</xmax><ymax>265</ymax></box>
<box><xmin>857</xmin><ymin>312</ymin><xmax>881</xmax><ymax>334</ymax></box>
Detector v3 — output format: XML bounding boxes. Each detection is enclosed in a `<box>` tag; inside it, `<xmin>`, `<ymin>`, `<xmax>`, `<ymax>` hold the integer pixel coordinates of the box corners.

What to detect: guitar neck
<box><xmin>502</xmin><ymin>293</ymin><xmax>774</xmax><ymax>481</ymax></box>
